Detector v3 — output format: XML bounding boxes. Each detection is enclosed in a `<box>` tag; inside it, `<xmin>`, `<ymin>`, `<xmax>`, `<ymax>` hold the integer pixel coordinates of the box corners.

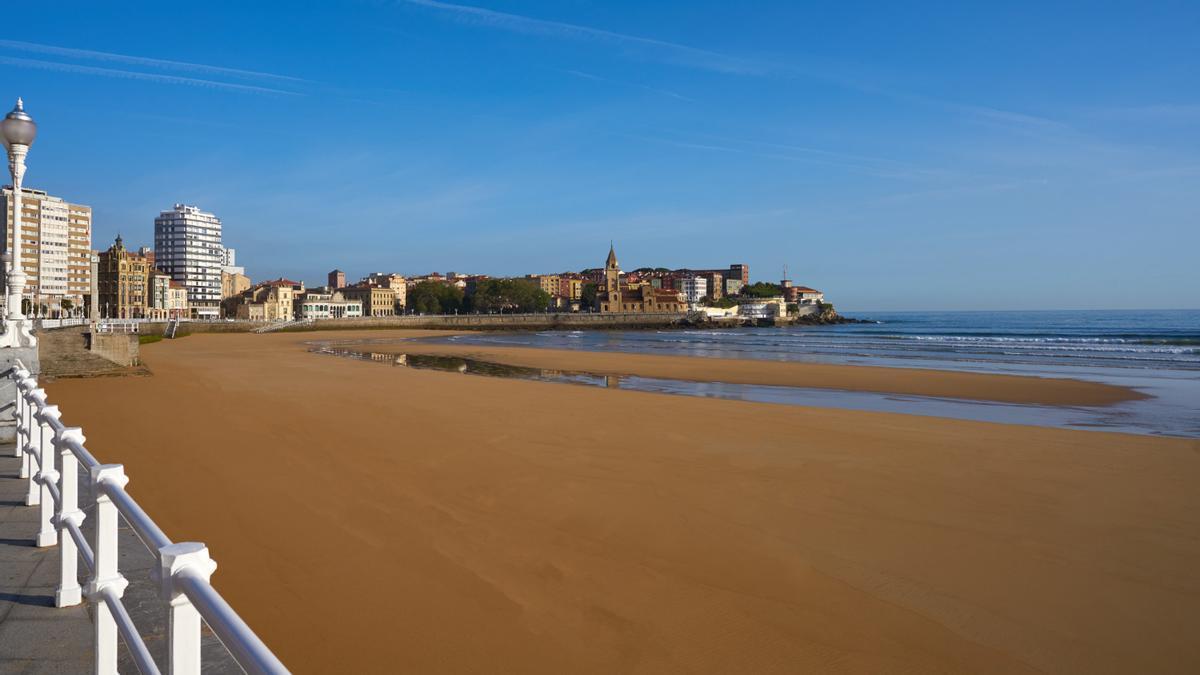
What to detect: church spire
<box><xmin>606</xmin><ymin>242</ymin><xmax>619</xmax><ymax>270</ymax></box>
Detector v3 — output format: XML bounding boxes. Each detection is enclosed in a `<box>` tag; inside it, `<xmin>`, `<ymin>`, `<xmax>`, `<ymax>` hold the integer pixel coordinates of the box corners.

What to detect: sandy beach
<box><xmin>44</xmin><ymin>330</ymin><xmax>1200</xmax><ymax>674</ymax></box>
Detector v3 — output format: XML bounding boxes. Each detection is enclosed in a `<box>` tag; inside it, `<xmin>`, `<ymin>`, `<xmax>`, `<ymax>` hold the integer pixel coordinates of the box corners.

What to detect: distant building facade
<box><xmin>148</xmin><ymin>271</ymin><xmax>189</xmax><ymax>319</ymax></box>
<box><xmin>96</xmin><ymin>235</ymin><xmax>151</xmax><ymax>318</ymax></box>
<box><xmin>235</xmin><ymin>279</ymin><xmax>302</xmax><ymax>321</ymax></box>
<box><xmin>328</xmin><ymin>269</ymin><xmax>346</xmax><ymax>289</ymax></box>
<box><xmin>597</xmin><ymin>245</ymin><xmax>685</xmax><ymax>314</ymax></box>
<box><xmin>1</xmin><ymin>186</ymin><xmax>93</xmax><ymax>315</ymax></box>
<box><xmin>361</xmin><ymin>272</ymin><xmax>407</xmax><ymax>310</ymax></box>
<box><xmin>341</xmin><ymin>284</ymin><xmax>396</xmax><ymax>317</ymax></box>
<box><xmin>298</xmin><ymin>290</ymin><xmax>363</xmax><ymax>319</ymax></box>
<box><xmin>680</xmin><ymin>276</ymin><xmax>708</xmax><ymax>306</ymax></box>
<box><xmin>154</xmin><ymin>203</ymin><xmax>224</xmax><ymax>319</ymax></box>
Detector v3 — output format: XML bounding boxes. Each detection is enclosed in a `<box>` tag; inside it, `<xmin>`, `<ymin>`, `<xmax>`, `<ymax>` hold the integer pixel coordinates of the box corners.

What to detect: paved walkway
<box><xmin>0</xmin><ymin>449</ymin><xmax>242</xmax><ymax>674</ymax></box>
<box><xmin>0</xmin><ymin>452</ymin><xmax>91</xmax><ymax>674</ymax></box>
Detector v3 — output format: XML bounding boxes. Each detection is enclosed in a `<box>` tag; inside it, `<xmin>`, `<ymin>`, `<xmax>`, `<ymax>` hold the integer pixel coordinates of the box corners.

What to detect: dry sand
<box><xmin>44</xmin><ymin>330</ymin><xmax>1200</xmax><ymax>674</ymax></box>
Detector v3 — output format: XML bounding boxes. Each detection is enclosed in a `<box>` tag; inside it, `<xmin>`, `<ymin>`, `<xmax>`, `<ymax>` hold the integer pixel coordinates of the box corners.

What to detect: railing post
<box><xmin>23</xmin><ymin>388</ymin><xmax>44</xmax><ymax>506</ymax></box>
<box><xmin>86</xmin><ymin>464</ymin><xmax>130</xmax><ymax>675</ymax></box>
<box><xmin>158</xmin><ymin>542</ymin><xmax>217</xmax><ymax>675</ymax></box>
<box><xmin>34</xmin><ymin>401</ymin><xmax>59</xmax><ymax>547</ymax></box>
<box><xmin>17</xmin><ymin>380</ymin><xmax>33</xmax><ymax>474</ymax></box>
<box><xmin>54</xmin><ymin>423</ymin><xmax>86</xmax><ymax>607</ymax></box>
<box><xmin>11</xmin><ymin>371</ymin><xmax>26</xmax><ymax>458</ymax></box>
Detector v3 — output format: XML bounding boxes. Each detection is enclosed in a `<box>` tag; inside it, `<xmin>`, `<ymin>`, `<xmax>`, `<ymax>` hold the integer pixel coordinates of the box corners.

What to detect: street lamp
<box><xmin>2</xmin><ymin>97</ymin><xmax>37</xmax><ymax>345</ymax></box>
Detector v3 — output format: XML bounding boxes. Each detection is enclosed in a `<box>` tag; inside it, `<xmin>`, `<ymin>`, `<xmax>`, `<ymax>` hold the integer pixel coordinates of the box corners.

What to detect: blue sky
<box><xmin>2</xmin><ymin>0</ymin><xmax>1197</xmax><ymax>310</ymax></box>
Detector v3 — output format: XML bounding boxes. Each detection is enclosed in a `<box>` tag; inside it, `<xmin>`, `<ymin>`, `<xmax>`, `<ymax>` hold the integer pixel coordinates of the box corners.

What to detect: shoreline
<box><xmin>324</xmin><ymin>336</ymin><xmax>1146</xmax><ymax>407</ymax></box>
<box><xmin>42</xmin><ymin>329</ymin><xmax>1200</xmax><ymax>673</ymax></box>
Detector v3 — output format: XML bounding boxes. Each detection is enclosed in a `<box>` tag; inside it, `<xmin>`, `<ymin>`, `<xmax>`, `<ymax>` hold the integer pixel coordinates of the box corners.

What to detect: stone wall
<box><xmin>0</xmin><ymin>344</ymin><xmax>39</xmax><ymax>443</ymax></box>
<box><xmin>307</xmin><ymin>312</ymin><xmax>687</xmax><ymax>332</ymax></box>
<box><xmin>86</xmin><ymin>333</ymin><xmax>139</xmax><ymax>367</ymax></box>
<box><xmin>134</xmin><ymin>312</ymin><xmax>688</xmax><ymax>335</ymax></box>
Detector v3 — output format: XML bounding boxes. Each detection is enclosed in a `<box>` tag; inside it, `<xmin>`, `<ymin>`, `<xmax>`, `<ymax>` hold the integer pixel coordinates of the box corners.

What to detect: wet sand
<box><xmin>345</xmin><ymin>336</ymin><xmax>1145</xmax><ymax>406</ymax></box>
<box><xmin>45</xmin><ymin>330</ymin><xmax>1200</xmax><ymax>674</ymax></box>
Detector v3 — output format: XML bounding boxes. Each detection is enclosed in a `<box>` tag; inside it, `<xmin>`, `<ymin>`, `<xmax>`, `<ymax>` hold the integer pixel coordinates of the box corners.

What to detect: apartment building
<box><xmin>96</xmin><ymin>235</ymin><xmax>151</xmax><ymax>318</ymax></box>
<box><xmin>154</xmin><ymin>203</ymin><xmax>224</xmax><ymax>319</ymax></box>
<box><xmin>340</xmin><ymin>284</ymin><xmax>396</xmax><ymax>317</ymax></box>
<box><xmin>235</xmin><ymin>279</ymin><xmax>300</xmax><ymax>321</ymax></box>
<box><xmin>362</xmin><ymin>272</ymin><xmax>407</xmax><ymax>309</ymax></box>
<box><xmin>680</xmin><ymin>276</ymin><xmax>708</xmax><ymax>306</ymax></box>
<box><xmin>1</xmin><ymin>186</ymin><xmax>92</xmax><ymax>315</ymax></box>
<box><xmin>148</xmin><ymin>271</ymin><xmax>189</xmax><ymax>319</ymax></box>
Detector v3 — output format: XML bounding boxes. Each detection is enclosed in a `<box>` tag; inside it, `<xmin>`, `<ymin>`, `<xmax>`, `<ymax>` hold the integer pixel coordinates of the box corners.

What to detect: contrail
<box><xmin>0</xmin><ymin>39</ymin><xmax>308</xmax><ymax>83</ymax></box>
<box><xmin>0</xmin><ymin>56</ymin><xmax>304</xmax><ymax>96</ymax></box>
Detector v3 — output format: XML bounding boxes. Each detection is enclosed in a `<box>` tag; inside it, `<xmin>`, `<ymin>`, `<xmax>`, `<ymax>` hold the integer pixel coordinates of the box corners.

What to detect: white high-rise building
<box><xmin>680</xmin><ymin>276</ymin><xmax>708</xmax><ymax>306</ymax></box>
<box><xmin>221</xmin><ymin>246</ymin><xmax>244</xmax><ymax>276</ymax></box>
<box><xmin>154</xmin><ymin>204</ymin><xmax>223</xmax><ymax>318</ymax></box>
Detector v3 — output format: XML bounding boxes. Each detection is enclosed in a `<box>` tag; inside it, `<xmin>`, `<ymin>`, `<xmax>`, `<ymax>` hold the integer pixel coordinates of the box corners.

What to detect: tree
<box><xmin>467</xmin><ymin>278</ymin><xmax>550</xmax><ymax>313</ymax></box>
<box><xmin>580</xmin><ymin>282</ymin><xmax>598</xmax><ymax>310</ymax></box>
<box><xmin>703</xmin><ymin>296</ymin><xmax>739</xmax><ymax>308</ymax></box>
<box><xmin>61</xmin><ymin>298</ymin><xmax>74</xmax><ymax>312</ymax></box>
<box><xmin>408</xmin><ymin>281</ymin><xmax>463</xmax><ymax>314</ymax></box>
<box><xmin>741</xmin><ymin>282</ymin><xmax>783</xmax><ymax>298</ymax></box>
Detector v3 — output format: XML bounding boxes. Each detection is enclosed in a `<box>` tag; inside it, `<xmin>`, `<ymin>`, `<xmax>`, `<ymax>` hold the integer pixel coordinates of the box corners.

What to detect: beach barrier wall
<box><xmin>7</xmin><ymin>360</ymin><xmax>290</xmax><ymax>675</ymax></box>
<box><xmin>116</xmin><ymin>312</ymin><xmax>690</xmax><ymax>336</ymax></box>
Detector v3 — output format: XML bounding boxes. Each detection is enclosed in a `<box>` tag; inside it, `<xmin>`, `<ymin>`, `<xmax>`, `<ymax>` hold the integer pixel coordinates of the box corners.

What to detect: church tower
<box><xmin>603</xmin><ymin>243</ymin><xmax>621</xmax><ymax>312</ymax></box>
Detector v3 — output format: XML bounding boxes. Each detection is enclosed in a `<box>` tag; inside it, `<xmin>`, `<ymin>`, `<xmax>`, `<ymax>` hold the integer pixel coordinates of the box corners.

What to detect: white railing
<box><xmin>94</xmin><ymin>321</ymin><xmax>141</xmax><ymax>334</ymax></box>
<box><xmin>9</xmin><ymin>360</ymin><xmax>289</xmax><ymax>675</ymax></box>
<box><xmin>35</xmin><ymin>318</ymin><xmax>89</xmax><ymax>329</ymax></box>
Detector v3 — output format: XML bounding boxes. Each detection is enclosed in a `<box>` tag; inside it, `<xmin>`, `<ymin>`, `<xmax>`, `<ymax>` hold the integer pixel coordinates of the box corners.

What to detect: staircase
<box><xmin>253</xmin><ymin>318</ymin><xmax>312</xmax><ymax>334</ymax></box>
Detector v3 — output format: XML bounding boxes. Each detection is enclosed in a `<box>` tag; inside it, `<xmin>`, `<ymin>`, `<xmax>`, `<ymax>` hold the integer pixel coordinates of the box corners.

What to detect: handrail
<box><xmin>10</xmin><ymin>359</ymin><xmax>290</xmax><ymax>675</ymax></box>
<box><xmin>176</xmin><ymin>566</ymin><xmax>291</xmax><ymax>674</ymax></box>
<box><xmin>98</xmin><ymin>479</ymin><xmax>172</xmax><ymax>551</ymax></box>
<box><xmin>101</xmin><ymin>587</ymin><xmax>162</xmax><ymax>675</ymax></box>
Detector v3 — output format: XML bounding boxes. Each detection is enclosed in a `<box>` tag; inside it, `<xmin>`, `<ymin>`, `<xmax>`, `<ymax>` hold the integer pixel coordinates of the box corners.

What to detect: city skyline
<box><xmin>3</xmin><ymin>1</ymin><xmax>1198</xmax><ymax>311</ymax></box>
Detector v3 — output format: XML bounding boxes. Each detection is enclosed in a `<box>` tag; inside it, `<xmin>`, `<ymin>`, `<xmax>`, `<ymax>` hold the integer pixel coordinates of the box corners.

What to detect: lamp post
<box><xmin>2</xmin><ymin>98</ymin><xmax>37</xmax><ymax>347</ymax></box>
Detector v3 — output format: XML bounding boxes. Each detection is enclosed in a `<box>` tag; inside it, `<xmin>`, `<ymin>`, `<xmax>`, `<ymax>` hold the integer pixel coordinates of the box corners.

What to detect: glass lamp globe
<box><xmin>2</xmin><ymin>98</ymin><xmax>37</xmax><ymax>150</ymax></box>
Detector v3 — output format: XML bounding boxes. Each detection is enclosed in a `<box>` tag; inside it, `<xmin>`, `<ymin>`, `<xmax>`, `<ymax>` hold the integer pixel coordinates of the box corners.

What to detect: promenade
<box><xmin>0</xmin><ymin>452</ymin><xmax>90</xmax><ymax>674</ymax></box>
<box><xmin>0</xmin><ymin>452</ymin><xmax>240</xmax><ymax>674</ymax></box>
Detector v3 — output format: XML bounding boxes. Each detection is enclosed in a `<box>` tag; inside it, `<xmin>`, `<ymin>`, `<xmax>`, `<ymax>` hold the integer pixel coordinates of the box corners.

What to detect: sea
<box><xmin>431</xmin><ymin>310</ymin><xmax>1200</xmax><ymax>438</ymax></box>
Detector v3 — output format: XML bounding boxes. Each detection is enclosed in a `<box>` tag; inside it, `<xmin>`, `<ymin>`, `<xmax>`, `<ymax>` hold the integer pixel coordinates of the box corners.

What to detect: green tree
<box><xmin>703</xmin><ymin>296</ymin><xmax>739</xmax><ymax>308</ymax></box>
<box><xmin>468</xmin><ymin>278</ymin><xmax>550</xmax><ymax>313</ymax></box>
<box><xmin>741</xmin><ymin>282</ymin><xmax>783</xmax><ymax>298</ymax></box>
<box><xmin>580</xmin><ymin>282</ymin><xmax>598</xmax><ymax>310</ymax></box>
<box><xmin>408</xmin><ymin>281</ymin><xmax>463</xmax><ymax>314</ymax></box>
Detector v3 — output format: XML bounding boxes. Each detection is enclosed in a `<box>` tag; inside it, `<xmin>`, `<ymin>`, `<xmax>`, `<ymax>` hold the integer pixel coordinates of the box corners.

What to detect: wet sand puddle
<box><xmin>308</xmin><ymin>345</ymin><xmax>1197</xmax><ymax>438</ymax></box>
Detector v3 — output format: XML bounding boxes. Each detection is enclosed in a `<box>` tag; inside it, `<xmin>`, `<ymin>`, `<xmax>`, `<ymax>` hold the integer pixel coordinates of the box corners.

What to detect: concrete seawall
<box><xmin>136</xmin><ymin>312</ymin><xmax>691</xmax><ymax>335</ymax></box>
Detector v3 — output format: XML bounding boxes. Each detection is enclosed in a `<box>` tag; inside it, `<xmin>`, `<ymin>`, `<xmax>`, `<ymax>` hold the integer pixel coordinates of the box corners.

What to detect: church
<box><xmin>597</xmin><ymin>245</ymin><xmax>687</xmax><ymax>314</ymax></box>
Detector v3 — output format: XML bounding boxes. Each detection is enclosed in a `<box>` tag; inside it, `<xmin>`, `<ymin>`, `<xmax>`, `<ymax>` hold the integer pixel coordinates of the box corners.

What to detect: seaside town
<box><xmin>4</xmin><ymin>0</ymin><xmax>1200</xmax><ymax>668</ymax></box>
<box><xmin>1</xmin><ymin>190</ymin><xmax>830</xmax><ymax>327</ymax></box>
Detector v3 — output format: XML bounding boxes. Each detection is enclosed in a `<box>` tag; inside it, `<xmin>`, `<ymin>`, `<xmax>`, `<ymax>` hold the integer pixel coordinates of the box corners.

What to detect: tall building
<box><xmin>154</xmin><ymin>204</ymin><xmax>223</xmax><ymax>319</ymax></box>
<box><xmin>680</xmin><ymin>276</ymin><xmax>708</xmax><ymax>305</ymax></box>
<box><xmin>1</xmin><ymin>186</ymin><xmax>92</xmax><ymax>316</ymax></box>
<box><xmin>328</xmin><ymin>269</ymin><xmax>346</xmax><ymax>289</ymax></box>
<box><xmin>97</xmin><ymin>235</ymin><xmax>151</xmax><ymax>318</ymax></box>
